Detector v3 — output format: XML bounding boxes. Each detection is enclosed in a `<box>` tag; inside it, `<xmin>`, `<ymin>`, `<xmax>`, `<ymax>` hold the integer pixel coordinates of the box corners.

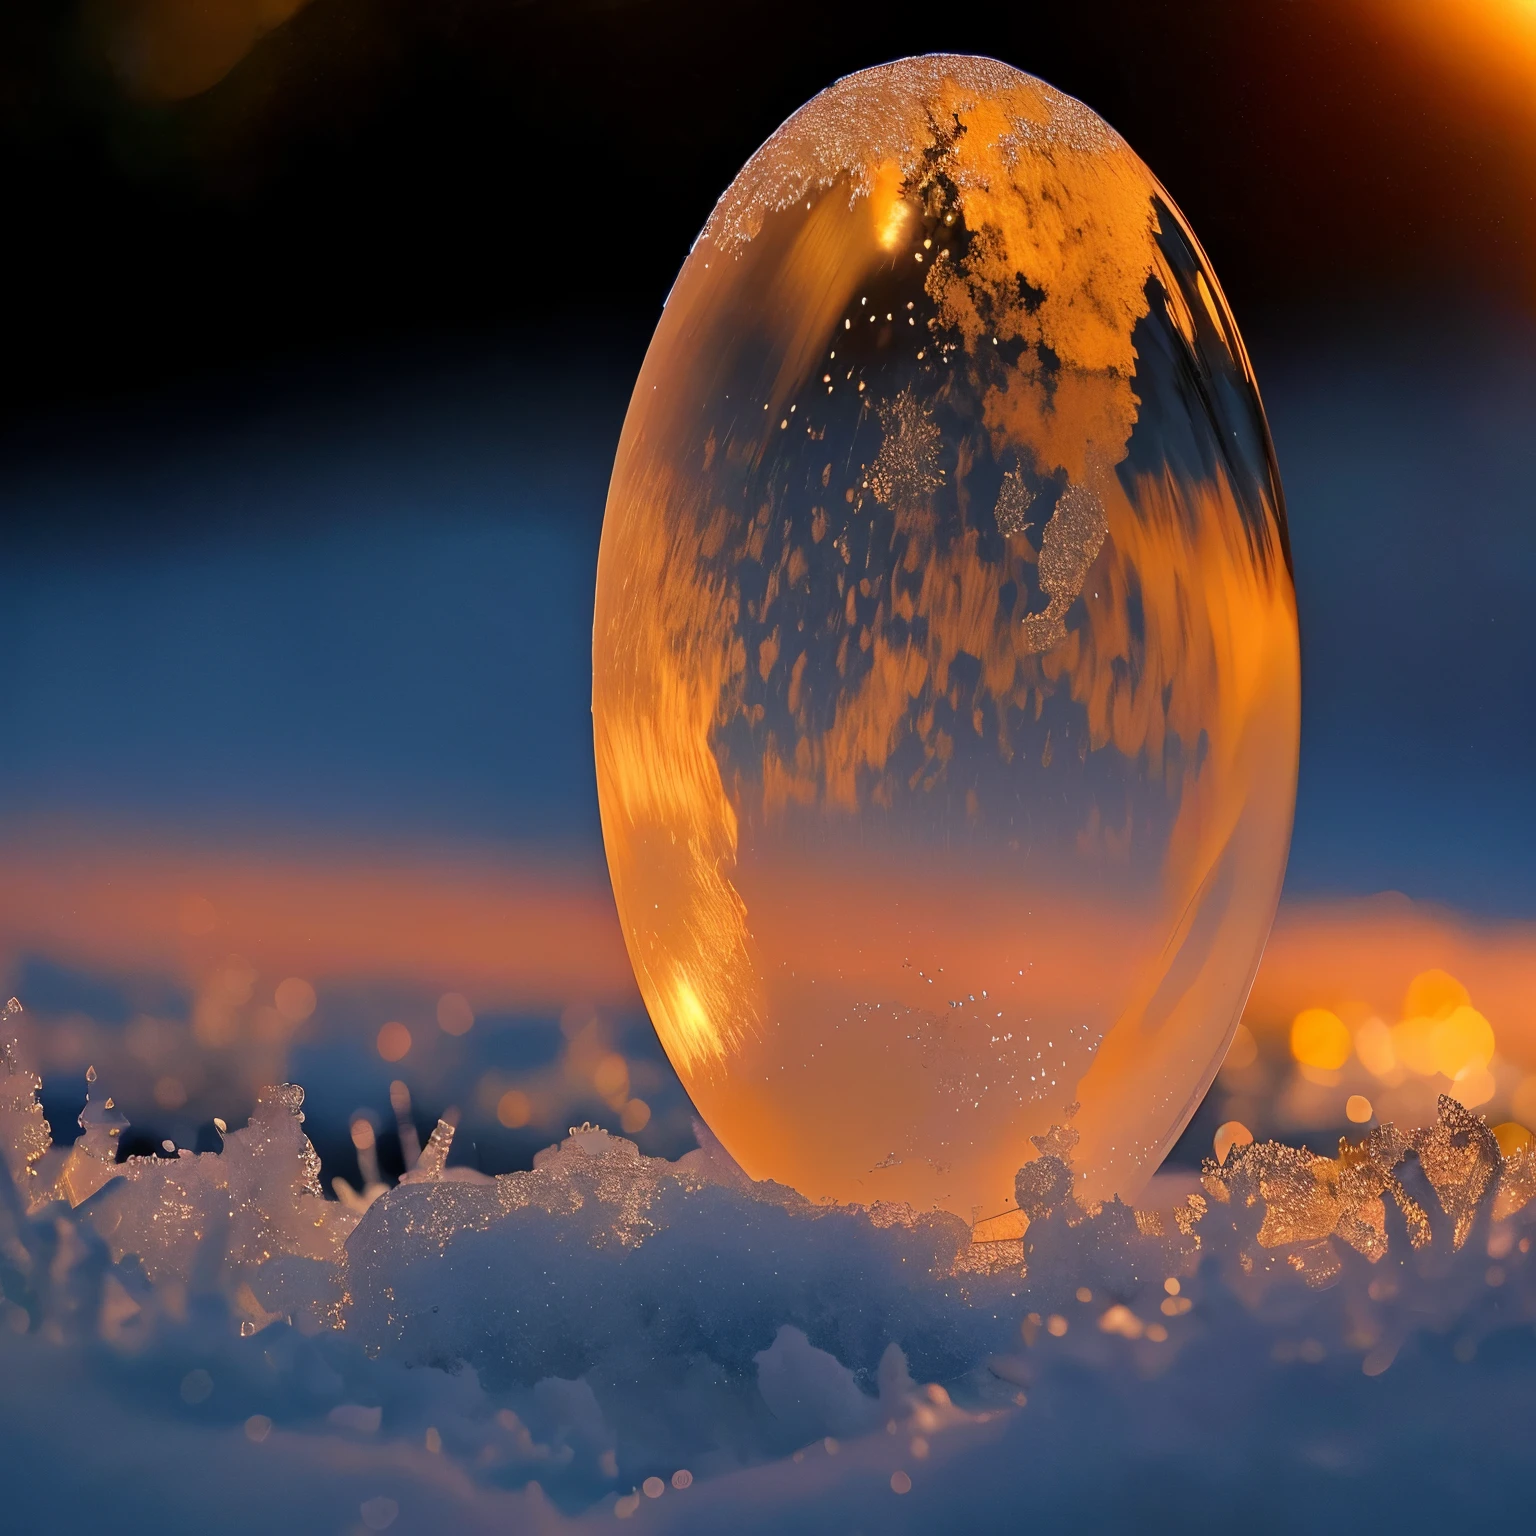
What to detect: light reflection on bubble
<box><xmin>594</xmin><ymin>55</ymin><xmax>1301</xmax><ymax>1217</ymax></box>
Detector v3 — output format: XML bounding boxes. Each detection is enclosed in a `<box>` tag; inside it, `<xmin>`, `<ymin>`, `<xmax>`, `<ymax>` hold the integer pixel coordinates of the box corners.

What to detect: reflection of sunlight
<box><xmin>870</xmin><ymin>160</ymin><xmax>913</xmax><ymax>250</ymax></box>
<box><xmin>4</xmin><ymin>823</ymin><xmax>1535</xmax><ymax>1188</ymax></box>
<box><xmin>1366</xmin><ymin>0</ymin><xmax>1536</xmax><ymax>96</ymax></box>
<box><xmin>0</xmin><ymin>831</ymin><xmax>638</xmax><ymax>1009</ymax></box>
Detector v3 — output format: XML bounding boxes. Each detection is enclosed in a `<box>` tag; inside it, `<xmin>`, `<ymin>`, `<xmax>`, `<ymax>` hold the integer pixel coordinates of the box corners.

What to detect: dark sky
<box><xmin>3</xmin><ymin>0</ymin><xmax>1533</xmax><ymax>420</ymax></box>
<box><xmin>2</xmin><ymin>0</ymin><xmax>1534</xmax><ymax>1171</ymax></box>
<box><xmin>2</xmin><ymin>0</ymin><xmax>1534</xmax><ymax>914</ymax></box>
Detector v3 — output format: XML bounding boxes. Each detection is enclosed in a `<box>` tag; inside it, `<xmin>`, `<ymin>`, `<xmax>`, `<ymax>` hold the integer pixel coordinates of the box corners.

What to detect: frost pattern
<box><xmin>1018</xmin><ymin>483</ymin><xmax>1110</xmax><ymax>653</ymax></box>
<box><xmin>993</xmin><ymin>469</ymin><xmax>1035</xmax><ymax>537</ymax></box>
<box><xmin>0</xmin><ymin>999</ymin><xmax>49</xmax><ymax>1190</ymax></box>
<box><xmin>867</xmin><ymin>386</ymin><xmax>943</xmax><ymax>510</ymax></box>
<box><xmin>2</xmin><ymin>1040</ymin><xmax>1534</xmax><ymax>1528</ymax></box>
<box><xmin>700</xmin><ymin>55</ymin><xmax>1122</xmax><ymax>253</ymax></box>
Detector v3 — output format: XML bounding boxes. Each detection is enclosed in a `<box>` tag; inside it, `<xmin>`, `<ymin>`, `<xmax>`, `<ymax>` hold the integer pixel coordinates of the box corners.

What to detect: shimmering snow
<box><xmin>2</xmin><ymin>996</ymin><xmax>1535</xmax><ymax>1531</ymax></box>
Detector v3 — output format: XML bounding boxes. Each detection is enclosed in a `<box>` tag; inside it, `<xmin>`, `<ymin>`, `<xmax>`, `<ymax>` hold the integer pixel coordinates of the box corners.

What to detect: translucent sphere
<box><xmin>594</xmin><ymin>56</ymin><xmax>1299</xmax><ymax>1219</ymax></box>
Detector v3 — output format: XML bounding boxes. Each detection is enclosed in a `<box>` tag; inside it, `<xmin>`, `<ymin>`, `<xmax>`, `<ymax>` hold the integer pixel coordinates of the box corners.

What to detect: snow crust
<box><xmin>3</xmin><ymin>996</ymin><xmax>1534</xmax><ymax>1531</ymax></box>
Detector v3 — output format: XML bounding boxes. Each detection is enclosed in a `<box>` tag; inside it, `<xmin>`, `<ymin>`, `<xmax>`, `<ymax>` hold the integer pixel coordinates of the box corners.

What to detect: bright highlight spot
<box><xmin>1434</xmin><ymin>1007</ymin><xmax>1496</xmax><ymax>1078</ymax></box>
<box><xmin>1098</xmin><ymin>1304</ymin><xmax>1143</xmax><ymax>1339</ymax></box>
<box><xmin>1290</xmin><ymin>1008</ymin><xmax>1351</xmax><ymax>1071</ymax></box>
<box><xmin>1492</xmin><ymin>1122</ymin><xmax>1533</xmax><ymax>1157</ymax></box>
<box><xmin>1393</xmin><ymin>1001</ymin><xmax>1494</xmax><ymax>1080</ymax></box>
<box><xmin>1404</xmin><ymin>968</ymin><xmax>1470</xmax><ymax>1021</ymax></box>
<box><xmin>1213</xmin><ymin>1120</ymin><xmax>1254</xmax><ymax>1165</ymax></box>
<box><xmin>870</xmin><ymin>159</ymin><xmax>912</xmax><ymax>250</ymax></box>
<box><xmin>1345</xmin><ymin>1094</ymin><xmax>1373</xmax><ymax>1124</ymax></box>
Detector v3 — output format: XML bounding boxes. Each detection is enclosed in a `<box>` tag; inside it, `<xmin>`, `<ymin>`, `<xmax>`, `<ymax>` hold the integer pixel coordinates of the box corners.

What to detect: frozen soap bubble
<box><xmin>593</xmin><ymin>55</ymin><xmax>1298</xmax><ymax>1220</ymax></box>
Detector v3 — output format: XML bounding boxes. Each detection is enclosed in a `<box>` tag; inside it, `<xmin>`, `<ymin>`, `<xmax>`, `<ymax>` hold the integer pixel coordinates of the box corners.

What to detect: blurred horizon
<box><xmin>5</xmin><ymin>299</ymin><xmax>1536</xmax><ymax>1188</ymax></box>
<box><xmin>3</xmin><ymin>0</ymin><xmax>1534</xmax><ymax>1193</ymax></box>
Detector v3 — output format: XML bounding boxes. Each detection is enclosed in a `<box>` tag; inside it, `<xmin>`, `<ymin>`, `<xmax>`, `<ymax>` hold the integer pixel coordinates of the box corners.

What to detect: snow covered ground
<box><xmin>4</xmin><ymin>997</ymin><xmax>1533</xmax><ymax>1533</ymax></box>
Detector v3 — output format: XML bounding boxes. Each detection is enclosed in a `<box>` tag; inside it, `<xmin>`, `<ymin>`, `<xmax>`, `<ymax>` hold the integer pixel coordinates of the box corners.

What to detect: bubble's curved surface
<box><xmin>594</xmin><ymin>55</ymin><xmax>1299</xmax><ymax>1218</ymax></box>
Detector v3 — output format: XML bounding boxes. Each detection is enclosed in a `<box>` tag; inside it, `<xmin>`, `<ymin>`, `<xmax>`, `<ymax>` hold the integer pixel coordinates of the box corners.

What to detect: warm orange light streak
<box><xmin>0</xmin><ymin>831</ymin><xmax>639</xmax><ymax>1009</ymax></box>
<box><xmin>1363</xmin><ymin>0</ymin><xmax>1536</xmax><ymax>87</ymax></box>
<box><xmin>1245</xmin><ymin>897</ymin><xmax>1536</xmax><ymax>1070</ymax></box>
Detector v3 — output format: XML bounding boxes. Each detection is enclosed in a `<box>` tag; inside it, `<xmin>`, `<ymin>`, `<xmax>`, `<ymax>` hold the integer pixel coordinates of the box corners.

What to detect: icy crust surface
<box><xmin>3</xmin><ymin>998</ymin><xmax>1536</xmax><ymax>1530</ymax></box>
<box><xmin>701</xmin><ymin>55</ymin><xmax>1125</xmax><ymax>252</ymax></box>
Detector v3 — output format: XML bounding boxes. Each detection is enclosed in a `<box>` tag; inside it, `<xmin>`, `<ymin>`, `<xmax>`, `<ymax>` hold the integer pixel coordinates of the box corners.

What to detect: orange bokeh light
<box><xmin>376</xmin><ymin>1022</ymin><xmax>412</xmax><ymax>1063</ymax></box>
<box><xmin>1213</xmin><ymin>1120</ymin><xmax>1254</xmax><ymax>1165</ymax></box>
<box><xmin>1290</xmin><ymin>1009</ymin><xmax>1352</xmax><ymax>1072</ymax></box>
<box><xmin>1345</xmin><ymin>1094</ymin><xmax>1373</xmax><ymax>1125</ymax></box>
<box><xmin>496</xmin><ymin>1090</ymin><xmax>532</xmax><ymax>1129</ymax></box>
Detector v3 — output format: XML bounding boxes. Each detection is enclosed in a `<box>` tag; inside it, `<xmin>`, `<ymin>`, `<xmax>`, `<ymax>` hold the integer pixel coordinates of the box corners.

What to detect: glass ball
<box><xmin>593</xmin><ymin>55</ymin><xmax>1298</xmax><ymax>1220</ymax></box>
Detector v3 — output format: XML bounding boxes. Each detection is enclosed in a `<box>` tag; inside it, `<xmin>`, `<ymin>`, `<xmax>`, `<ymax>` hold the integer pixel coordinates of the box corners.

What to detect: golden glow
<box><xmin>595</xmin><ymin>57</ymin><xmax>1297</xmax><ymax>1215</ymax></box>
<box><xmin>1492</xmin><ymin>1121</ymin><xmax>1533</xmax><ymax>1157</ymax></box>
<box><xmin>0</xmin><ymin>832</ymin><xmax>640</xmax><ymax>1010</ymax></box>
<box><xmin>870</xmin><ymin>160</ymin><xmax>914</xmax><ymax>250</ymax></box>
<box><xmin>1354</xmin><ymin>1016</ymin><xmax>1396</xmax><ymax>1077</ymax></box>
<box><xmin>1213</xmin><ymin>1120</ymin><xmax>1254</xmax><ymax>1165</ymax></box>
<box><xmin>1403</xmin><ymin>967</ymin><xmax>1470</xmax><ymax>1020</ymax></box>
<box><xmin>1345</xmin><ymin>1094</ymin><xmax>1373</xmax><ymax>1124</ymax></box>
<box><xmin>1451</xmin><ymin>1064</ymin><xmax>1496</xmax><ymax>1109</ymax></box>
<box><xmin>1390</xmin><ymin>968</ymin><xmax>1496</xmax><ymax>1081</ymax></box>
<box><xmin>971</xmin><ymin>1207</ymin><xmax>1029</xmax><ymax>1243</ymax></box>
<box><xmin>1290</xmin><ymin>1008</ymin><xmax>1352</xmax><ymax>1071</ymax></box>
<box><xmin>1365</xmin><ymin>0</ymin><xmax>1536</xmax><ymax>88</ymax></box>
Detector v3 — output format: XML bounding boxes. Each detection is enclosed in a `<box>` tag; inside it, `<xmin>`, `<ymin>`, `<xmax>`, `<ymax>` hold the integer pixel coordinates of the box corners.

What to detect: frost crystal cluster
<box><xmin>2</xmin><ymin>996</ymin><xmax>1535</xmax><ymax>1531</ymax></box>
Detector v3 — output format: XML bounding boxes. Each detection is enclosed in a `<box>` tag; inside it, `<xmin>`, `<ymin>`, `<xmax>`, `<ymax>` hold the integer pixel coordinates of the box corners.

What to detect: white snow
<box><xmin>3</xmin><ymin>994</ymin><xmax>1534</xmax><ymax>1531</ymax></box>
